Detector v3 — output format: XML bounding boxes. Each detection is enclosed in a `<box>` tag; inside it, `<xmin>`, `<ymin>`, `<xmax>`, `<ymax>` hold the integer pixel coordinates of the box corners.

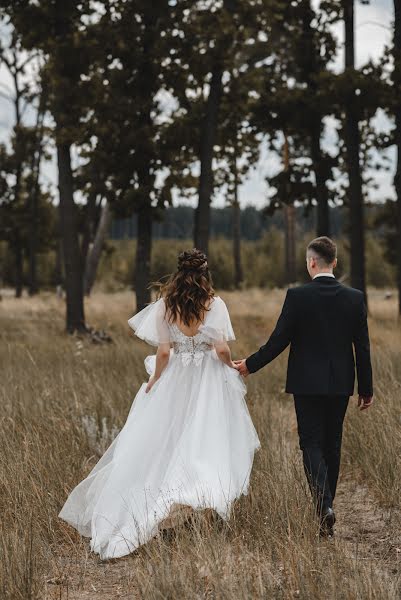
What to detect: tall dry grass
<box><xmin>0</xmin><ymin>288</ymin><xmax>400</xmax><ymax>599</ymax></box>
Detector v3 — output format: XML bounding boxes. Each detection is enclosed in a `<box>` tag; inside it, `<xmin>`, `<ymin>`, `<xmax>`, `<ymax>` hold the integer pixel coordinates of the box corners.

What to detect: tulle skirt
<box><xmin>58</xmin><ymin>349</ymin><xmax>261</xmax><ymax>559</ymax></box>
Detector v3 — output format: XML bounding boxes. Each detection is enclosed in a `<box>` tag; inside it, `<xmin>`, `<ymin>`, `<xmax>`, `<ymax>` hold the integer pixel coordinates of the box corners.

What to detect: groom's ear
<box><xmin>333</xmin><ymin>258</ymin><xmax>338</xmax><ymax>269</ymax></box>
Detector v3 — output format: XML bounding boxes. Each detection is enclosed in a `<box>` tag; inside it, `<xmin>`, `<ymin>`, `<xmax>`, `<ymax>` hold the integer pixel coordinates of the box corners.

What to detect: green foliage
<box><xmin>0</xmin><ymin>0</ymin><xmax>399</xmax><ymax>307</ymax></box>
<box><xmin>0</xmin><ymin>131</ymin><xmax>55</xmax><ymax>256</ymax></box>
<box><xmin>97</xmin><ymin>234</ymin><xmax>399</xmax><ymax>292</ymax></box>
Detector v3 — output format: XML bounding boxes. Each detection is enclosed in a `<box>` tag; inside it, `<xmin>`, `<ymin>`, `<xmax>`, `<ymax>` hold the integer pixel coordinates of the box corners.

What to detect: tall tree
<box><xmin>27</xmin><ymin>71</ymin><xmax>48</xmax><ymax>296</ymax></box>
<box><xmin>84</xmin><ymin>201</ymin><xmax>111</xmax><ymax>296</ymax></box>
<box><xmin>174</xmin><ymin>0</ymin><xmax>272</xmax><ymax>254</ymax></box>
<box><xmin>0</xmin><ymin>29</ymin><xmax>32</xmax><ymax>296</ymax></box>
<box><xmin>3</xmin><ymin>1</ymin><xmax>97</xmax><ymax>331</ymax></box>
<box><xmin>296</xmin><ymin>0</ymin><xmax>337</xmax><ymax>236</ymax></box>
<box><xmin>250</xmin><ymin>1</ymin><xmax>337</xmax><ymax>245</ymax></box>
<box><xmin>0</xmin><ymin>26</ymin><xmax>51</xmax><ymax>297</ymax></box>
<box><xmin>78</xmin><ymin>1</ymin><xmax>179</xmax><ymax>311</ymax></box>
<box><xmin>194</xmin><ymin>62</ymin><xmax>224</xmax><ymax>254</ymax></box>
<box><xmin>133</xmin><ymin>5</ymin><xmax>160</xmax><ymax>310</ymax></box>
<box><xmin>193</xmin><ymin>0</ymin><xmax>238</xmax><ymax>254</ymax></box>
<box><xmin>231</xmin><ymin>156</ymin><xmax>243</xmax><ymax>288</ymax></box>
<box><xmin>214</xmin><ymin>67</ymin><xmax>261</xmax><ymax>288</ymax></box>
<box><xmin>342</xmin><ymin>0</ymin><xmax>366</xmax><ymax>296</ymax></box>
<box><xmin>52</xmin><ymin>0</ymin><xmax>92</xmax><ymax>331</ymax></box>
<box><xmin>0</xmin><ymin>130</ymin><xmax>55</xmax><ymax>298</ymax></box>
<box><xmin>393</xmin><ymin>0</ymin><xmax>401</xmax><ymax>315</ymax></box>
<box><xmin>283</xmin><ymin>135</ymin><xmax>297</xmax><ymax>284</ymax></box>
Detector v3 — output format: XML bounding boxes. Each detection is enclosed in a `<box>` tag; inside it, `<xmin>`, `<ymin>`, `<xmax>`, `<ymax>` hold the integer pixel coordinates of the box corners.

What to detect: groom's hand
<box><xmin>234</xmin><ymin>359</ymin><xmax>250</xmax><ymax>377</ymax></box>
<box><xmin>358</xmin><ymin>395</ymin><xmax>373</xmax><ymax>411</ymax></box>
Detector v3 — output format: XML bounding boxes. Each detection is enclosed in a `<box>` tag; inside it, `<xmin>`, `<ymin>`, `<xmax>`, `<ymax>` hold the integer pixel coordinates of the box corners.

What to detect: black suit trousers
<box><xmin>293</xmin><ymin>394</ymin><xmax>349</xmax><ymax>513</ymax></box>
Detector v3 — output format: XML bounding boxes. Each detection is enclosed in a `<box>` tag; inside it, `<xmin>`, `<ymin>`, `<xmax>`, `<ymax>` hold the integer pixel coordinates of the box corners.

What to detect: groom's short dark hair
<box><xmin>307</xmin><ymin>236</ymin><xmax>337</xmax><ymax>265</ymax></box>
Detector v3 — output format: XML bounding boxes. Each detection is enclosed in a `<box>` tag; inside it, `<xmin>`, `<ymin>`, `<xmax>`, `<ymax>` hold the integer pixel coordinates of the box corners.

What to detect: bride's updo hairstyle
<box><xmin>158</xmin><ymin>248</ymin><xmax>215</xmax><ymax>326</ymax></box>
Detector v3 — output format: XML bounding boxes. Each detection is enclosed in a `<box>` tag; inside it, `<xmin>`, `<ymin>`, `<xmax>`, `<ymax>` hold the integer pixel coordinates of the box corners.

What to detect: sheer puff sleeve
<box><xmin>127</xmin><ymin>298</ymin><xmax>171</xmax><ymax>347</ymax></box>
<box><xmin>199</xmin><ymin>296</ymin><xmax>235</xmax><ymax>343</ymax></box>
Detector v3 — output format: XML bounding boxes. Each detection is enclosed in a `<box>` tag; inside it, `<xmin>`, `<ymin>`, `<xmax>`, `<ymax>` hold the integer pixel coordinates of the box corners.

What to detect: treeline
<box><xmin>1</xmin><ymin>233</ymin><xmax>394</xmax><ymax>293</ymax></box>
<box><xmin>110</xmin><ymin>203</ymin><xmax>397</xmax><ymax>243</ymax></box>
<box><xmin>0</xmin><ymin>203</ymin><xmax>393</xmax><ymax>290</ymax></box>
<box><xmin>1</xmin><ymin>1</ymin><xmax>401</xmax><ymax>334</ymax></box>
<box><xmin>100</xmin><ymin>235</ymin><xmax>396</xmax><ymax>291</ymax></box>
<box><xmin>110</xmin><ymin>205</ymin><xmax>346</xmax><ymax>241</ymax></box>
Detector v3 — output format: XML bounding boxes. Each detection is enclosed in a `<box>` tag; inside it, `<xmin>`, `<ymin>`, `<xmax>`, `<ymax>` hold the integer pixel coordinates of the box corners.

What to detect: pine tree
<box><xmin>393</xmin><ymin>0</ymin><xmax>401</xmax><ymax>314</ymax></box>
<box><xmin>0</xmin><ymin>23</ymin><xmax>50</xmax><ymax>297</ymax></box>
<box><xmin>2</xmin><ymin>1</ymin><xmax>98</xmax><ymax>331</ymax></box>
<box><xmin>252</xmin><ymin>0</ymin><xmax>338</xmax><ymax>238</ymax></box>
<box><xmin>172</xmin><ymin>0</ymin><xmax>281</xmax><ymax>254</ymax></box>
<box><xmin>342</xmin><ymin>0</ymin><xmax>366</xmax><ymax>296</ymax></box>
<box><xmin>214</xmin><ymin>68</ymin><xmax>261</xmax><ymax>288</ymax></box>
<box><xmin>296</xmin><ymin>0</ymin><xmax>338</xmax><ymax>236</ymax></box>
<box><xmin>77</xmin><ymin>1</ymin><xmax>183</xmax><ymax>311</ymax></box>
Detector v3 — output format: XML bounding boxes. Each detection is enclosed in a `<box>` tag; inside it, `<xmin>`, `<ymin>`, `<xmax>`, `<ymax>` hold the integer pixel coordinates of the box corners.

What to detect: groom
<box><xmin>234</xmin><ymin>236</ymin><xmax>373</xmax><ymax>536</ymax></box>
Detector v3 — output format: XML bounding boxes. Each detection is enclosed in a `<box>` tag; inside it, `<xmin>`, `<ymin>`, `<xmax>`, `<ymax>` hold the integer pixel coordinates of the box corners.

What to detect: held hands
<box><xmin>358</xmin><ymin>395</ymin><xmax>373</xmax><ymax>411</ymax></box>
<box><xmin>233</xmin><ymin>359</ymin><xmax>250</xmax><ymax>378</ymax></box>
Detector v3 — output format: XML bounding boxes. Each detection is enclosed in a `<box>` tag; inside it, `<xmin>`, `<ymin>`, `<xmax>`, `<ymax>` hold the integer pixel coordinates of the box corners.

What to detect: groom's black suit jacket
<box><xmin>246</xmin><ymin>276</ymin><xmax>373</xmax><ymax>396</ymax></box>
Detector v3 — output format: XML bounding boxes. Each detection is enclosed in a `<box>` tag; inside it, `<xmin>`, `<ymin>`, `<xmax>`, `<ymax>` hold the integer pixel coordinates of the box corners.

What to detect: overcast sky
<box><xmin>0</xmin><ymin>0</ymin><xmax>394</xmax><ymax>209</ymax></box>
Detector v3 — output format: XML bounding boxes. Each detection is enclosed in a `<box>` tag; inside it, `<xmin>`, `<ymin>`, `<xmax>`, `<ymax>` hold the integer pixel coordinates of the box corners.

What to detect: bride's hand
<box><xmin>145</xmin><ymin>376</ymin><xmax>158</xmax><ymax>393</ymax></box>
<box><xmin>233</xmin><ymin>359</ymin><xmax>250</xmax><ymax>377</ymax></box>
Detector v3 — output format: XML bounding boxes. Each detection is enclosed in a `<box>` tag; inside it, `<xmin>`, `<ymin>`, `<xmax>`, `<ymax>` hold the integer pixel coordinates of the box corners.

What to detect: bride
<box><xmin>58</xmin><ymin>249</ymin><xmax>261</xmax><ymax>560</ymax></box>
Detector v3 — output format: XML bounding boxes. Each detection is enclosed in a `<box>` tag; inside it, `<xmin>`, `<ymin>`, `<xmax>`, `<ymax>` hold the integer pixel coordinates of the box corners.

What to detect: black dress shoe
<box><xmin>320</xmin><ymin>507</ymin><xmax>336</xmax><ymax>537</ymax></box>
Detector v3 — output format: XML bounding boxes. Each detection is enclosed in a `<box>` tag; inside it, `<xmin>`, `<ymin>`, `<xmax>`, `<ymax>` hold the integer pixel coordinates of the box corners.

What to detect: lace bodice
<box><xmin>169</xmin><ymin>323</ymin><xmax>213</xmax><ymax>366</ymax></box>
<box><xmin>128</xmin><ymin>296</ymin><xmax>235</xmax><ymax>367</ymax></box>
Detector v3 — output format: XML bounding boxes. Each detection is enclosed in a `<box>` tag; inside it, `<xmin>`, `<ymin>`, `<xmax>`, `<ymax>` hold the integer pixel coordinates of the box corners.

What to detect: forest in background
<box><xmin>109</xmin><ymin>205</ymin><xmax>343</xmax><ymax>240</ymax></box>
<box><xmin>0</xmin><ymin>213</ymin><xmax>396</xmax><ymax>297</ymax></box>
<box><xmin>1</xmin><ymin>1</ymin><xmax>401</xmax><ymax>332</ymax></box>
<box><xmin>0</xmin><ymin>203</ymin><xmax>396</xmax><ymax>291</ymax></box>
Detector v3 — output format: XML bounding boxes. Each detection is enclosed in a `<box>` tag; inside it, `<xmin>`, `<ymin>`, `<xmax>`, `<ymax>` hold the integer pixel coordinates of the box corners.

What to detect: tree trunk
<box><xmin>14</xmin><ymin>236</ymin><xmax>23</xmax><ymax>298</ymax></box>
<box><xmin>394</xmin><ymin>0</ymin><xmax>401</xmax><ymax>315</ymax></box>
<box><xmin>232</xmin><ymin>200</ymin><xmax>243</xmax><ymax>288</ymax></box>
<box><xmin>194</xmin><ymin>62</ymin><xmax>224</xmax><ymax>254</ymax></box>
<box><xmin>343</xmin><ymin>0</ymin><xmax>366</xmax><ymax>297</ymax></box>
<box><xmin>284</xmin><ymin>205</ymin><xmax>297</xmax><ymax>284</ymax></box>
<box><xmin>57</xmin><ymin>140</ymin><xmax>86</xmax><ymax>333</ymax></box>
<box><xmin>135</xmin><ymin>204</ymin><xmax>152</xmax><ymax>312</ymax></box>
<box><xmin>84</xmin><ymin>201</ymin><xmax>112</xmax><ymax>296</ymax></box>
<box><xmin>54</xmin><ymin>237</ymin><xmax>63</xmax><ymax>288</ymax></box>
<box><xmin>14</xmin><ymin>139</ymin><xmax>23</xmax><ymax>299</ymax></box>
<box><xmin>232</xmin><ymin>155</ymin><xmax>243</xmax><ymax>288</ymax></box>
<box><xmin>28</xmin><ymin>200</ymin><xmax>38</xmax><ymax>296</ymax></box>
<box><xmin>283</xmin><ymin>135</ymin><xmax>297</xmax><ymax>284</ymax></box>
<box><xmin>299</xmin><ymin>0</ymin><xmax>330</xmax><ymax>237</ymax></box>
<box><xmin>28</xmin><ymin>107</ymin><xmax>45</xmax><ymax>296</ymax></box>
<box><xmin>310</xmin><ymin>122</ymin><xmax>330</xmax><ymax>236</ymax></box>
<box><xmin>81</xmin><ymin>192</ymin><xmax>98</xmax><ymax>266</ymax></box>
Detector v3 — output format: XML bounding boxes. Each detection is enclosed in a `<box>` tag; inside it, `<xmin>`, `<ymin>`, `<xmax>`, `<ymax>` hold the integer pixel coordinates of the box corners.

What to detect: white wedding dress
<box><xmin>58</xmin><ymin>295</ymin><xmax>261</xmax><ymax>560</ymax></box>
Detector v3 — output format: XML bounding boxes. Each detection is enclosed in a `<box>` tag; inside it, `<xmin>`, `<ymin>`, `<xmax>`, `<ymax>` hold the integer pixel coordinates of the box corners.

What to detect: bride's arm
<box><xmin>214</xmin><ymin>341</ymin><xmax>236</xmax><ymax>368</ymax></box>
<box><xmin>145</xmin><ymin>343</ymin><xmax>171</xmax><ymax>393</ymax></box>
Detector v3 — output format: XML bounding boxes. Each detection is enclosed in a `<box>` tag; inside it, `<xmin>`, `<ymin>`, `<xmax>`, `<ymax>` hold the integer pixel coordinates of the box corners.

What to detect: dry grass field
<box><xmin>1</xmin><ymin>287</ymin><xmax>400</xmax><ymax>599</ymax></box>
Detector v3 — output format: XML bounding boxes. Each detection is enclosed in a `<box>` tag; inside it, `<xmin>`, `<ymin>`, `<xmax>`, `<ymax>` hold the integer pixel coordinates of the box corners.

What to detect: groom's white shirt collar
<box><xmin>313</xmin><ymin>273</ymin><xmax>335</xmax><ymax>279</ymax></box>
